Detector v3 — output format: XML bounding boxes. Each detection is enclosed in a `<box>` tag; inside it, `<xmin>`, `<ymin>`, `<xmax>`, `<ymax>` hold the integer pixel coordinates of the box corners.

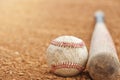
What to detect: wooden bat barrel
<box><xmin>87</xmin><ymin>11</ymin><xmax>120</xmax><ymax>80</ymax></box>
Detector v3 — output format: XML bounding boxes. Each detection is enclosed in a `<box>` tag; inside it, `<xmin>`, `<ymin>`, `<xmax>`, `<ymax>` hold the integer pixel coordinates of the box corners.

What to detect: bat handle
<box><xmin>95</xmin><ymin>10</ymin><xmax>104</xmax><ymax>23</ymax></box>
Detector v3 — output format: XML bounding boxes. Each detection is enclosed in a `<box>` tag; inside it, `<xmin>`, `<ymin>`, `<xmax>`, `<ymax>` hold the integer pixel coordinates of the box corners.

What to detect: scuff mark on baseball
<box><xmin>46</xmin><ymin>36</ymin><xmax>88</xmax><ymax>76</ymax></box>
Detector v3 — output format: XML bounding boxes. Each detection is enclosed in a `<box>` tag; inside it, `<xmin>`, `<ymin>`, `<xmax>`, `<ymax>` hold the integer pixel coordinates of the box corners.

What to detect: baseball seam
<box><xmin>51</xmin><ymin>41</ymin><xmax>84</xmax><ymax>48</ymax></box>
<box><xmin>51</xmin><ymin>62</ymin><xmax>85</xmax><ymax>72</ymax></box>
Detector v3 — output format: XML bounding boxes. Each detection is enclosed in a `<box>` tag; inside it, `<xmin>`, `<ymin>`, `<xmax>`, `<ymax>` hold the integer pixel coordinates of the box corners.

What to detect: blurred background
<box><xmin>0</xmin><ymin>0</ymin><xmax>120</xmax><ymax>80</ymax></box>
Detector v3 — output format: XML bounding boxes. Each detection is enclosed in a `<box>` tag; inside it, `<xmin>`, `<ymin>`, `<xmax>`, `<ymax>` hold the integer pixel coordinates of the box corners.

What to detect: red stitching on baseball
<box><xmin>50</xmin><ymin>62</ymin><xmax>85</xmax><ymax>72</ymax></box>
<box><xmin>51</xmin><ymin>41</ymin><xmax>84</xmax><ymax>48</ymax></box>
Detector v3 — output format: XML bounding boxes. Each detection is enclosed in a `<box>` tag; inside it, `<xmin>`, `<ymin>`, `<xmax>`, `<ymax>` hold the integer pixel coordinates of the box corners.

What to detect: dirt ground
<box><xmin>0</xmin><ymin>0</ymin><xmax>120</xmax><ymax>80</ymax></box>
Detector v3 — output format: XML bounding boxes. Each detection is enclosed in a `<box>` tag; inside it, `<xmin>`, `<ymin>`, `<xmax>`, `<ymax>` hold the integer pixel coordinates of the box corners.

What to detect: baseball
<box><xmin>46</xmin><ymin>36</ymin><xmax>88</xmax><ymax>76</ymax></box>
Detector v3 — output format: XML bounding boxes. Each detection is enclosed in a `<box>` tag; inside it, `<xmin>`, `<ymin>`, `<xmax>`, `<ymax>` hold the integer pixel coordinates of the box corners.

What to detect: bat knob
<box><xmin>95</xmin><ymin>10</ymin><xmax>104</xmax><ymax>23</ymax></box>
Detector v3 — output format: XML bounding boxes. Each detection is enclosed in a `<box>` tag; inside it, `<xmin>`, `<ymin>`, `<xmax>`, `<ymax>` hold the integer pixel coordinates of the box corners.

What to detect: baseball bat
<box><xmin>87</xmin><ymin>11</ymin><xmax>120</xmax><ymax>80</ymax></box>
